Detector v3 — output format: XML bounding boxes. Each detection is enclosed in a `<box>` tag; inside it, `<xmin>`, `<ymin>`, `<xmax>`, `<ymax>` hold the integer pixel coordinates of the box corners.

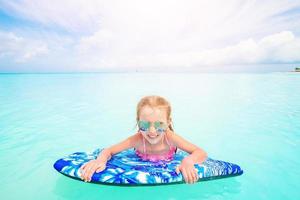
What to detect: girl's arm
<box><xmin>169</xmin><ymin>131</ymin><xmax>207</xmax><ymax>164</ymax></box>
<box><xmin>169</xmin><ymin>131</ymin><xmax>207</xmax><ymax>184</ymax></box>
<box><xmin>80</xmin><ymin>133</ymin><xmax>140</xmax><ymax>182</ymax></box>
<box><xmin>97</xmin><ymin>133</ymin><xmax>140</xmax><ymax>162</ymax></box>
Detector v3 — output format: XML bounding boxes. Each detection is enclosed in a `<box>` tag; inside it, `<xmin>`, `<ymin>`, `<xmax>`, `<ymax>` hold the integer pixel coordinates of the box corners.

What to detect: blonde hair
<box><xmin>136</xmin><ymin>95</ymin><xmax>174</xmax><ymax>131</ymax></box>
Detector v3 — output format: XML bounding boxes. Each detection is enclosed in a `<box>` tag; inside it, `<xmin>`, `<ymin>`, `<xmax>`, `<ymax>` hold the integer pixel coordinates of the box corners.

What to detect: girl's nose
<box><xmin>149</xmin><ymin>125</ymin><xmax>156</xmax><ymax>133</ymax></box>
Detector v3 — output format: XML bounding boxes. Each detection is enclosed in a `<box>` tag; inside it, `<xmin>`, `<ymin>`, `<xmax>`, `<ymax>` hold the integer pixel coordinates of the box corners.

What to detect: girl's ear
<box><xmin>167</xmin><ymin>118</ymin><xmax>172</xmax><ymax>129</ymax></box>
<box><xmin>168</xmin><ymin>117</ymin><xmax>172</xmax><ymax>124</ymax></box>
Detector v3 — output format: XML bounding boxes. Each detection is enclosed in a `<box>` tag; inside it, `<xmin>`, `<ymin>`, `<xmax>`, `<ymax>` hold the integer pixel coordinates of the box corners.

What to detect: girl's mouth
<box><xmin>148</xmin><ymin>134</ymin><xmax>157</xmax><ymax>138</ymax></box>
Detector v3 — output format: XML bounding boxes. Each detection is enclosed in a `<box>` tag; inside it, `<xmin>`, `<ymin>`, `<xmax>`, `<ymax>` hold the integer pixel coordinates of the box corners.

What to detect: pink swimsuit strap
<box><xmin>135</xmin><ymin>134</ymin><xmax>177</xmax><ymax>162</ymax></box>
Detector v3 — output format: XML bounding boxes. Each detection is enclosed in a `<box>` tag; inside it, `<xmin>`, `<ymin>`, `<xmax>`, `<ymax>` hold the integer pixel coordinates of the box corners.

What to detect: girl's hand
<box><xmin>79</xmin><ymin>160</ymin><xmax>106</xmax><ymax>182</ymax></box>
<box><xmin>176</xmin><ymin>157</ymin><xmax>199</xmax><ymax>184</ymax></box>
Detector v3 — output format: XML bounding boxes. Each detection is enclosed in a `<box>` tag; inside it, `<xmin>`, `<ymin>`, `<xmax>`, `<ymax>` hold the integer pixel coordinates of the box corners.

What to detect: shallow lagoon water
<box><xmin>0</xmin><ymin>72</ymin><xmax>299</xmax><ymax>200</ymax></box>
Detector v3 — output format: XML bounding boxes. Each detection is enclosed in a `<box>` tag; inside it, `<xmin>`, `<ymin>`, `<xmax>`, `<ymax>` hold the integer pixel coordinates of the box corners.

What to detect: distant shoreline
<box><xmin>294</xmin><ymin>67</ymin><xmax>300</xmax><ymax>72</ymax></box>
<box><xmin>0</xmin><ymin>71</ymin><xmax>298</xmax><ymax>75</ymax></box>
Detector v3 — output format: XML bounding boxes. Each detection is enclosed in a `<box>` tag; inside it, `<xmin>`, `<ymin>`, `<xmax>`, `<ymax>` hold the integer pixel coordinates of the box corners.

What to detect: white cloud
<box><xmin>192</xmin><ymin>31</ymin><xmax>300</xmax><ymax>66</ymax></box>
<box><xmin>75</xmin><ymin>31</ymin><xmax>300</xmax><ymax>69</ymax></box>
<box><xmin>0</xmin><ymin>0</ymin><xmax>300</xmax><ymax>71</ymax></box>
<box><xmin>0</xmin><ymin>31</ymin><xmax>49</xmax><ymax>62</ymax></box>
<box><xmin>77</xmin><ymin>29</ymin><xmax>114</xmax><ymax>53</ymax></box>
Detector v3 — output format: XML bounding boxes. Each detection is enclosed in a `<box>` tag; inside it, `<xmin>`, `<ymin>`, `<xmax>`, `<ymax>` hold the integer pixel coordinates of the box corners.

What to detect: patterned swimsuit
<box><xmin>135</xmin><ymin>134</ymin><xmax>177</xmax><ymax>162</ymax></box>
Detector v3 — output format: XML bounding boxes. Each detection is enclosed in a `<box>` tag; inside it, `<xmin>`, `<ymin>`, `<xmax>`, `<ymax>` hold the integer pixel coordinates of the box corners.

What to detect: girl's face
<box><xmin>138</xmin><ymin>106</ymin><xmax>169</xmax><ymax>145</ymax></box>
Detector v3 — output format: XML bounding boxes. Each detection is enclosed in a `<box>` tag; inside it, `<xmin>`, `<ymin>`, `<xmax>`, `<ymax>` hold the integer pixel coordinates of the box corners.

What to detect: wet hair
<box><xmin>136</xmin><ymin>95</ymin><xmax>174</xmax><ymax>131</ymax></box>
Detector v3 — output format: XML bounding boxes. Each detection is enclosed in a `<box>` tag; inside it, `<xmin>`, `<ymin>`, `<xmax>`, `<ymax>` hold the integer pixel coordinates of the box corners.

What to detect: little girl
<box><xmin>80</xmin><ymin>95</ymin><xmax>207</xmax><ymax>184</ymax></box>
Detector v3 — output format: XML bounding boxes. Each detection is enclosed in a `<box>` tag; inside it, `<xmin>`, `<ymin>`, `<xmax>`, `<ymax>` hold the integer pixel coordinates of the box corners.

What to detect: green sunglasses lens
<box><xmin>138</xmin><ymin>121</ymin><xmax>150</xmax><ymax>131</ymax></box>
<box><xmin>154</xmin><ymin>121</ymin><xmax>166</xmax><ymax>132</ymax></box>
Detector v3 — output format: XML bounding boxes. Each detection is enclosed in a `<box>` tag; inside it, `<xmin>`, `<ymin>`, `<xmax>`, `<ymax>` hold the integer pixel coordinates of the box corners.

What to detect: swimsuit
<box><xmin>135</xmin><ymin>134</ymin><xmax>177</xmax><ymax>162</ymax></box>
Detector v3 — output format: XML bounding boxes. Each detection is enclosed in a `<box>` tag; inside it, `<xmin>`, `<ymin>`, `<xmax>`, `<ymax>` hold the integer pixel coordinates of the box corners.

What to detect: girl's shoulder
<box><xmin>131</xmin><ymin>132</ymin><xmax>143</xmax><ymax>149</ymax></box>
<box><xmin>165</xmin><ymin>130</ymin><xmax>178</xmax><ymax>147</ymax></box>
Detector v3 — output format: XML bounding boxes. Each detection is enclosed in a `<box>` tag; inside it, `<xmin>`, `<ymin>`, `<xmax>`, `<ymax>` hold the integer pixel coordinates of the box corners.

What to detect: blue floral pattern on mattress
<box><xmin>53</xmin><ymin>148</ymin><xmax>243</xmax><ymax>185</ymax></box>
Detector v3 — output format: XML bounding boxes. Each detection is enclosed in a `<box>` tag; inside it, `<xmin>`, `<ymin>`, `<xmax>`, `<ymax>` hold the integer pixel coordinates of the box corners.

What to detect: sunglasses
<box><xmin>138</xmin><ymin>120</ymin><xmax>167</xmax><ymax>133</ymax></box>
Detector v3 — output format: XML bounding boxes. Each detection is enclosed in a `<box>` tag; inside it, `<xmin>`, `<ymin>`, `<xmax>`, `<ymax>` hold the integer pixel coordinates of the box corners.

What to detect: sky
<box><xmin>0</xmin><ymin>0</ymin><xmax>300</xmax><ymax>72</ymax></box>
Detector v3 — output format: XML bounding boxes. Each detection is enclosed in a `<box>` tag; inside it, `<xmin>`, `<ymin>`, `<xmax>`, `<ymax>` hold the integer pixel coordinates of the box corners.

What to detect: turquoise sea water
<box><xmin>0</xmin><ymin>72</ymin><xmax>299</xmax><ymax>200</ymax></box>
